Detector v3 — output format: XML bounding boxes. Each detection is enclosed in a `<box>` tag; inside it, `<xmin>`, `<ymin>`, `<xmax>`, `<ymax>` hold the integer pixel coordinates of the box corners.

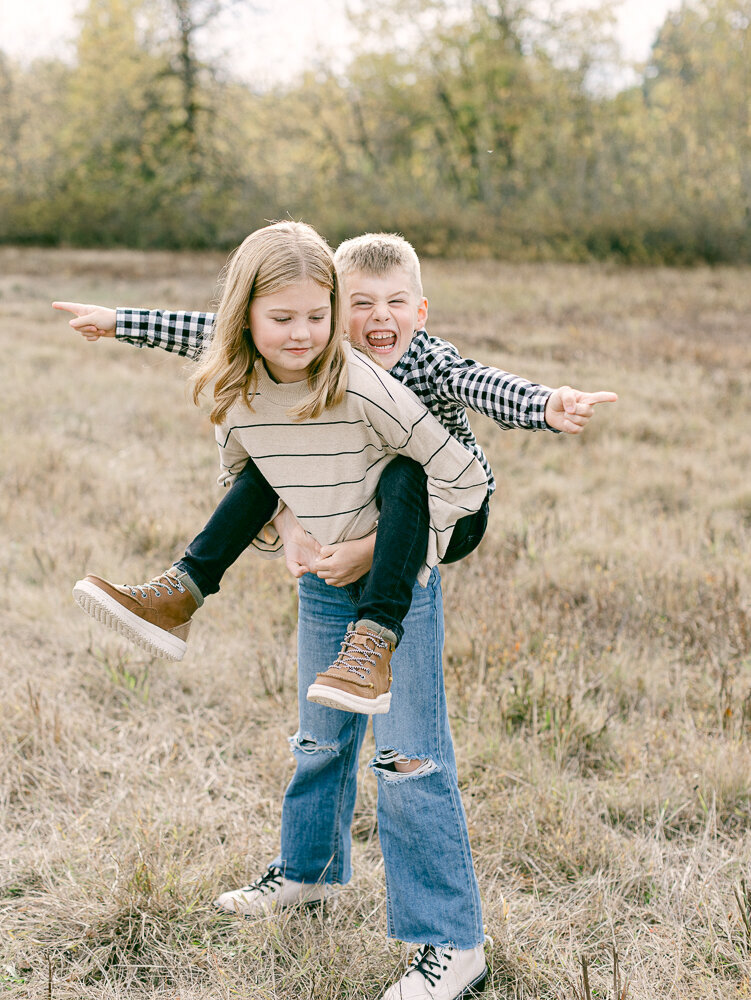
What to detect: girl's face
<box><xmin>249</xmin><ymin>279</ymin><xmax>332</xmax><ymax>383</ymax></box>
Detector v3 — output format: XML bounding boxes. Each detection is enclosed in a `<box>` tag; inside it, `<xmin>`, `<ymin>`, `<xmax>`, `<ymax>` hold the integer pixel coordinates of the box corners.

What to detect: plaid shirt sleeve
<box><xmin>115</xmin><ymin>309</ymin><xmax>215</xmax><ymax>360</ymax></box>
<box><xmin>423</xmin><ymin>340</ymin><xmax>554</xmax><ymax>431</ymax></box>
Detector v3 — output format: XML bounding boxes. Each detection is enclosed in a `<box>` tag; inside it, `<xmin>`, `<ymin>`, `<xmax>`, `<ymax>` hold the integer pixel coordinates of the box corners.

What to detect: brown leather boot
<box><xmin>72</xmin><ymin>569</ymin><xmax>200</xmax><ymax>660</ymax></box>
<box><xmin>306</xmin><ymin>619</ymin><xmax>396</xmax><ymax>715</ymax></box>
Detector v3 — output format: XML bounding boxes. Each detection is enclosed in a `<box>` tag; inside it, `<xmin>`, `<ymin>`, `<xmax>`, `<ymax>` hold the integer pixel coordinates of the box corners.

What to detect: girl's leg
<box><xmin>371</xmin><ymin>569</ymin><xmax>484</xmax><ymax>949</ymax></box>
<box><xmin>176</xmin><ymin>457</ymin><xmax>279</xmax><ymax>597</ymax></box>
<box><xmin>275</xmin><ymin>573</ymin><xmax>369</xmax><ymax>884</ymax></box>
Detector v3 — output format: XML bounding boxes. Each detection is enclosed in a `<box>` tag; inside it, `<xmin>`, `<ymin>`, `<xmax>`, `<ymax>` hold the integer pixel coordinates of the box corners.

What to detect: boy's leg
<box><xmin>307</xmin><ymin>461</ymin><xmax>489</xmax><ymax>716</ymax></box>
<box><xmin>370</xmin><ymin>568</ymin><xmax>485</xmax><ymax>951</ymax></box>
<box><xmin>355</xmin><ymin>455</ymin><xmax>429</xmax><ymax>644</ymax></box>
<box><xmin>305</xmin><ymin>457</ymin><xmax>428</xmax><ymax>714</ymax></box>
<box><xmin>175</xmin><ymin>458</ymin><xmax>279</xmax><ymax>597</ymax></box>
<box><xmin>440</xmin><ymin>495</ymin><xmax>490</xmax><ymax>565</ymax></box>
<box><xmin>72</xmin><ymin>458</ymin><xmax>279</xmax><ymax>660</ymax></box>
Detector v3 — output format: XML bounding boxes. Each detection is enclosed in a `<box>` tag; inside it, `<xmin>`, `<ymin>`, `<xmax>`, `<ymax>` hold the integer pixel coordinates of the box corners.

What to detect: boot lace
<box><xmin>333</xmin><ymin>627</ymin><xmax>389</xmax><ymax>681</ymax></box>
<box><xmin>130</xmin><ymin>572</ymin><xmax>185</xmax><ymax>600</ymax></box>
<box><xmin>409</xmin><ymin>944</ymin><xmax>453</xmax><ymax>987</ymax></box>
<box><xmin>241</xmin><ymin>865</ymin><xmax>284</xmax><ymax>896</ymax></box>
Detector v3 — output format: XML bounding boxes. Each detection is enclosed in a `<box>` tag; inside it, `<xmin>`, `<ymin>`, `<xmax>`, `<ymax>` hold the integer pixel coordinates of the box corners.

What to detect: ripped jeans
<box><xmin>271</xmin><ymin>568</ymin><xmax>484</xmax><ymax>949</ymax></box>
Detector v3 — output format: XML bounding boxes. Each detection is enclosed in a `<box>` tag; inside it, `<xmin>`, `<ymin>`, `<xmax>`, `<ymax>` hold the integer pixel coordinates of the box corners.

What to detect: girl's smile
<box><xmin>249</xmin><ymin>279</ymin><xmax>332</xmax><ymax>383</ymax></box>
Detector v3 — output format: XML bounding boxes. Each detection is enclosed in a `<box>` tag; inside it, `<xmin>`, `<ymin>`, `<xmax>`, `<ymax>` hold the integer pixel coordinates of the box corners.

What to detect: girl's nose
<box><xmin>289</xmin><ymin>321</ymin><xmax>309</xmax><ymax>341</ymax></box>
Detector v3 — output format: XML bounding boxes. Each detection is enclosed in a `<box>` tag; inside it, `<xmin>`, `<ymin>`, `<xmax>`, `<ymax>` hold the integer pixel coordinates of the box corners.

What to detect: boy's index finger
<box><xmin>580</xmin><ymin>391</ymin><xmax>618</xmax><ymax>405</ymax></box>
<box><xmin>52</xmin><ymin>301</ymin><xmax>87</xmax><ymax>316</ymax></box>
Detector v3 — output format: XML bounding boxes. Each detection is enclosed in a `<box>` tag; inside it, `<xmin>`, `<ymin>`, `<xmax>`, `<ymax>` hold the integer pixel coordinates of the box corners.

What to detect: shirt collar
<box><xmin>390</xmin><ymin>328</ymin><xmax>430</xmax><ymax>379</ymax></box>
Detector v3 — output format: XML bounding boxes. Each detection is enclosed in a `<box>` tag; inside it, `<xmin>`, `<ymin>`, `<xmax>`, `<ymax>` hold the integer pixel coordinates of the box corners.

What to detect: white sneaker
<box><xmin>213</xmin><ymin>865</ymin><xmax>333</xmax><ymax>917</ymax></box>
<box><xmin>379</xmin><ymin>943</ymin><xmax>488</xmax><ymax>1000</ymax></box>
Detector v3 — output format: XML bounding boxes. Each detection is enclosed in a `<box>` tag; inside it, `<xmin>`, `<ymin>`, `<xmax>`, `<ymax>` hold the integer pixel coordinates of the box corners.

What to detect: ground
<box><xmin>1</xmin><ymin>247</ymin><xmax>750</xmax><ymax>998</ymax></box>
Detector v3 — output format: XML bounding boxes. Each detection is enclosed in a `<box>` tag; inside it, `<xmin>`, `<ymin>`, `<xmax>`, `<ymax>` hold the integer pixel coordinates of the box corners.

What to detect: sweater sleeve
<box><xmin>115</xmin><ymin>309</ymin><xmax>215</xmax><ymax>360</ymax></box>
<box><xmin>354</xmin><ymin>358</ymin><xmax>489</xmax><ymax>575</ymax></box>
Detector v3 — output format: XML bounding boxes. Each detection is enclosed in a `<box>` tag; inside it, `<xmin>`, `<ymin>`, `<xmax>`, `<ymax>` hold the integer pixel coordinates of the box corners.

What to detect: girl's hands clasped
<box><xmin>314</xmin><ymin>534</ymin><xmax>376</xmax><ymax>587</ymax></box>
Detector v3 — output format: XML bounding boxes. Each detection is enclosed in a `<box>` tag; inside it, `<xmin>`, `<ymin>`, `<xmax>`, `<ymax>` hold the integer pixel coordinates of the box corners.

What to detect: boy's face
<box><xmin>343</xmin><ymin>267</ymin><xmax>428</xmax><ymax>370</ymax></box>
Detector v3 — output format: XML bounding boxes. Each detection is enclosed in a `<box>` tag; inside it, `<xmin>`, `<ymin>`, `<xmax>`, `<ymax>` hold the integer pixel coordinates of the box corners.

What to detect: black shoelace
<box><xmin>245</xmin><ymin>865</ymin><xmax>284</xmax><ymax>895</ymax></box>
<box><xmin>410</xmin><ymin>944</ymin><xmax>452</xmax><ymax>987</ymax></box>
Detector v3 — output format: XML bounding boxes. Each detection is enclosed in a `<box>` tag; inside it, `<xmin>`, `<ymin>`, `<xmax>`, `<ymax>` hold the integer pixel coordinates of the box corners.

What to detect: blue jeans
<box><xmin>272</xmin><ymin>568</ymin><xmax>484</xmax><ymax>948</ymax></box>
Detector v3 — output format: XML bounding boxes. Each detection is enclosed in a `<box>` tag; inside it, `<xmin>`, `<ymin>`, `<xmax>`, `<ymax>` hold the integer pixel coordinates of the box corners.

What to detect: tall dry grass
<box><xmin>1</xmin><ymin>248</ymin><xmax>750</xmax><ymax>999</ymax></box>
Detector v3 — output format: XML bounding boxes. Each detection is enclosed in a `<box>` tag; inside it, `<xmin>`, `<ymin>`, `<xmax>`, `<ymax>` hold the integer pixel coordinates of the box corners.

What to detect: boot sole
<box><xmin>306</xmin><ymin>683</ymin><xmax>391</xmax><ymax>715</ymax></box>
<box><xmin>73</xmin><ymin>579</ymin><xmax>186</xmax><ymax>661</ymax></box>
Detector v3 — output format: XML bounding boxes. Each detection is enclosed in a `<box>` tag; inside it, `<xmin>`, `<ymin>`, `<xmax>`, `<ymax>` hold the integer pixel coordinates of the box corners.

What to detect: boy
<box><xmin>55</xmin><ymin>233</ymin><xmax>615</xmax><ymax>718</ymax></box>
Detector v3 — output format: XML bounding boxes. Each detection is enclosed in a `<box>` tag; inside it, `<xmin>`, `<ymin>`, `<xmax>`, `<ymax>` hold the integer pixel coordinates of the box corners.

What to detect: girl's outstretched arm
<box><xmin>52</xmin><ymin>301</ymin><xmax>116</xmax><ymax>341</ymax></box>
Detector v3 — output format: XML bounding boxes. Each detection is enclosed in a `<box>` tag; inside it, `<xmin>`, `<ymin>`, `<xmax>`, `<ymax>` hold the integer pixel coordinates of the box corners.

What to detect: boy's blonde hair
<box><xmin>191</xmin><ymin>221</ymin><xmax>347</xmax><ymax>424</ymax></box>
<box><xmin>334</xmin><ymin>232</ymin><xmax>423</xmax><ymax>297</ymax></box>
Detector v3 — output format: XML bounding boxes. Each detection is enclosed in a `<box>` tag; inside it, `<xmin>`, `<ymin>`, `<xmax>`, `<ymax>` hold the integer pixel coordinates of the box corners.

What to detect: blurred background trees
<box><xmin>1</xmin><ymin>0</ymin><xmax>749</xmax><ymax>260</ymax></box>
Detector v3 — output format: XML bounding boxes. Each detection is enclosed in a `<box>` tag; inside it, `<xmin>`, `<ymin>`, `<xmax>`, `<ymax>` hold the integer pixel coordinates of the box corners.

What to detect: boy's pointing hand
<box><xmin>545</xmin><ymin>386</ymin><xmax>618</xmax><ymax>434</ymax></box>
<box><xmin>52</xmin><ymin>301</ymin><xmax>116</xmax><ymax>341</ymax></box>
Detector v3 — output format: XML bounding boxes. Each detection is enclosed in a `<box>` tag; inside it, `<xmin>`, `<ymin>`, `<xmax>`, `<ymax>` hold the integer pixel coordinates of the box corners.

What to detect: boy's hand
<box><xmin>52</xmin><ymin>301</ymin><xmax>116</xmax><ymax>341</ymax></box>
<box><xmin>315</xmin><ymin>534</ymin><xmax>376</xmax><ymax>587</ymax></box>
<box><xmin>545</xmin><ymin>386</ymin><xmax>618</xmax><ymax>434</ymax></box>
<box><xmin>273</xmin><ymin>506</ymin><xmax>322</xmax><ymax>578</ymax></box>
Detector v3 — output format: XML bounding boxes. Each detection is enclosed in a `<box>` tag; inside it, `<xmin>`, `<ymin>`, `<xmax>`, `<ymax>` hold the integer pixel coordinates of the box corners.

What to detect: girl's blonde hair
<box><xmin>190</xmin><ymin>221</ymin><xmax>347</xmax><ymax>424</ymax></box>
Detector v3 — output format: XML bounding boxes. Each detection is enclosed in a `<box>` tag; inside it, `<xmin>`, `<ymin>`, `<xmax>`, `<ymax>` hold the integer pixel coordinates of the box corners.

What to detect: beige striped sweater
<box><xmin>216</xmin><ymin>344</ymin><xmax>488</xmax><ymax>585</ymax></box>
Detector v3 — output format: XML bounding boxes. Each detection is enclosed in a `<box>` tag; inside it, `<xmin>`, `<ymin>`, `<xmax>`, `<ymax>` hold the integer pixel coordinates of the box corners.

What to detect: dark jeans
<box><xmin>175</xmin><ymin>456</ymin><xmax>489</xmax><ymax>645</ymax></box>
<box><xmin>175</xmin><ymin>458</ymin><xmax>278</xmax><ymax>598</ymax></box>
<box><xmin>352</xmin><ymin>457</ymin><xmax>489</xmax><ymax>642</ymax></box>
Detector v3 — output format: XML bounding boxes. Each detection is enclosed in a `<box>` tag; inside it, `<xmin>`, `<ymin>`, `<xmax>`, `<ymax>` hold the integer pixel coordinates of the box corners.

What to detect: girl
<box><xmin>62</xmin><ymin>221</ymin><xmax>491</xmax><ymax>999</ymax></box>
<box><xmin>70</xmin><ymin>222</ymin><xmax>488</xmax><ymax>716</ymax></box>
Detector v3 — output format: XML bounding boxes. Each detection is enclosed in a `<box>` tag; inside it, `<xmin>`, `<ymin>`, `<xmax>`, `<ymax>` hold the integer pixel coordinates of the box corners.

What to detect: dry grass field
<box><xmin>1</xmin><ymin>246</ymin><xmax>750</xmax><ymax>999</ymax></box>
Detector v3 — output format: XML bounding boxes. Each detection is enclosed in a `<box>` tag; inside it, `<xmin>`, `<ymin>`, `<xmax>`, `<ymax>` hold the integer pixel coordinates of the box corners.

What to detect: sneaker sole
<box><xmin>213</xmin><ymin>895</ymin><xmax>332</xmax><ymax>918</ymax></box>
<box><xmin>306</xmin><ymin>683</ymin><xmax>391</xmax><ymax>715</ymax></box>
<box><xmin>458</xmin><ymin>968</ymin><xmax>488</xmax><ymax>997</ymax></box>
<box><xmin>73</xmin><ymin>579</ymin><xmax>186</xmax><ymax>661</ymax></box>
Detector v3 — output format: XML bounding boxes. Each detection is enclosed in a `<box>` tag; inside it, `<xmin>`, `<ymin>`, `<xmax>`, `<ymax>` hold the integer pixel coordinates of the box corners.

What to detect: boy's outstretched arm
<box><xmin>53</xmin><ymin>301</ymin><xmax>212</xmax><ymax>359</ymax></box>
<box><xmin>544</xmin><ymin>387</ymin><xmax>618</xmax><ymax>434</ymax></box>
<box><xmin>421</xmin><ymin>339</ymin><xmax>616</xmax><ymax>435</ymax></box>
<box><xmin>52</xmin><ymin>301</ymin><xmax>116</xmax><ymax>341</ymax></box>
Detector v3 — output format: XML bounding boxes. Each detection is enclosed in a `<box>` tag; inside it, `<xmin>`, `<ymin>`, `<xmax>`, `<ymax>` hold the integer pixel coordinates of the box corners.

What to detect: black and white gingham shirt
<box><xmin>116</xmin><ymin>310</ymin><xmax>554</xmax><ymax>495</ymax></box>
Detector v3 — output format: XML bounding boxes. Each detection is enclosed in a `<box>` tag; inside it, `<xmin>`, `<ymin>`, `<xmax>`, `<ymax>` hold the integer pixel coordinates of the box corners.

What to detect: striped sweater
<box><xmin>217</xmin><ymin>343</ymin><xmax>488</xmax><ymax>585</ymax></box>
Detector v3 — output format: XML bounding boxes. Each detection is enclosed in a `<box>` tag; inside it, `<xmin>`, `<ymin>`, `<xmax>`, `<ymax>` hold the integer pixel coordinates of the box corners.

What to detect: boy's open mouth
<box><xmin>365</xmin><ymin>331</ymin><xmax>397</xmax><ymax>352</ymax></box>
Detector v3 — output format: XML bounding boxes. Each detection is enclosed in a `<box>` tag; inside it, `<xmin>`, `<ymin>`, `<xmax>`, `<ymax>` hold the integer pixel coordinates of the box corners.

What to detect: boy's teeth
<box><xmin>367</xmin><ymin>331</ymin><xmax>396</xmax><ymax>349</ymax></box>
